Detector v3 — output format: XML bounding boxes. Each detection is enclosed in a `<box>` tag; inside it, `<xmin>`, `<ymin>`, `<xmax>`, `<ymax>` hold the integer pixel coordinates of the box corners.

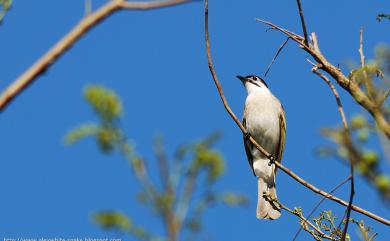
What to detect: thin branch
<box><xmin>204</xmin><ymin>7</ymin><xmax>390</xmax><ymax>225</ymax></box>
<box><xmin>342</xmin><ymin>158</ymin><xmax>355</xmax><ymax>241</ymax></box>
<box><xmin>264</xmin><ymin>37</ymin><xmax>290</xmax><ymax>77</ymax></box>
<box><xmin>264</xmin><ymin>195</ymin><xmax>336</xmax><ymax>241</ymax></box>
<box><xmin>293</xmin><ymin>176</ymin><xmax>351</xmax><ymax>241</ymax></box>
<box><xmin>359</xmin><ymin>28</ymin><xmax>365</xmax><ymax>67</ymax></box>
<box><xmin>295</xmin><ymin>0</ymin><xmax>309</xmax><ymax>46</ymax></box>
<box><xmin>205</xmin><ymin>0</ymin><xmax>273</xmax><ymax>162</ymax></box>
<box><xmin>379</xmin><ymin>89</ymin><xmax>390</xmax><ymax>106</ymax></box>
<box><xmin>311</xmin><ymin>66</ymin><xmax>348</xmax><ymax>133</ymax></box>
<box><xmin>0</xmin><ymin>0</ymin><xmax>192</xmax><ymax>112</ymax></box>
<box><xmin>311</xmin><ymin>65</ymin><xmax>355</xmax><ymax>241</ymax></box>
<box><xmin>283</xmin><ymin>206</ymin><xmax>336</xmax><ymax>241</ymax></box>
<box><xmin>154</xmin><ymin>138</ymin><xmax>172</xmax><ymax>193</ymax></box>
<box><xmin>175</xmin><ymin>166</ymin><xmax>198</xmax><ymax>229</ymax></box>
<box><xmin>358</xmin><ymin>28</ymin><xmax>376</xmax><ymax>101</ymax></box>
<box><xmin>118</xmin><ymin>0</ymin><xmax>189</xmax><ymax>9</ymax></box>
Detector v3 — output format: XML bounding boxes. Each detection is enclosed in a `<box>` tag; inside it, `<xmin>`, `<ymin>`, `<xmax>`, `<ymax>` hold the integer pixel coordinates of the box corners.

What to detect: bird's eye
<box><xmin>252</xmin><ymin>76</ymin><xmax>257</xmax><ymax>81</ymax></box>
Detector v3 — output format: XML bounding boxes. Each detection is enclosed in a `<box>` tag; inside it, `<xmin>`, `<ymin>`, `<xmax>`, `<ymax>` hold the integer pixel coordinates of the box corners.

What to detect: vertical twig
<box><xmin>154</xmin><ymin>138</ymin><xmax>171</xmax><ymax>192</ymax></box>
<box><xmin>359</xmin><ymin>28</ymin><xmax>365</xmax><ymax>67</ymax></box>
<box><xmin>359</xmin><ymin>28</ymin><xmax>376</xmax><ymax>100</ymax></box>
<box><xmin>311</xmin><ymin>66</ymin><xmax>355</xmax><ymax>241</ymax></box>
<box><xmin>295</xmin><ymin>0</ymin><xmax>308</xmax><ymax>46</ymax></box>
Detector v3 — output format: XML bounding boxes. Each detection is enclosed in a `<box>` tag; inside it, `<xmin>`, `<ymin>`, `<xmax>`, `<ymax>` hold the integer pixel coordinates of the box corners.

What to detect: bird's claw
<box><xmin>268</xmin><ymin>156</ymin><xmax>275</xmax><ymax>166</ymax></box>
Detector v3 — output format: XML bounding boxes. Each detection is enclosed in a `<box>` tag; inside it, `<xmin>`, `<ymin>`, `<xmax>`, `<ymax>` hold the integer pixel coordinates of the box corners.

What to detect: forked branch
<box><xmin>256</xmin><ymin>18</ymin><xmax>390</xmax><ymax>140</ymax></box>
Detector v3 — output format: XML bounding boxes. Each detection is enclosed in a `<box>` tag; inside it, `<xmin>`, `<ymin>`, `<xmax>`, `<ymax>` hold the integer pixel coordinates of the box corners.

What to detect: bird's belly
<box><xmin>246</xmin><ymin>110</ymin><xmax>280</xmax><ymax>156</ymax></box>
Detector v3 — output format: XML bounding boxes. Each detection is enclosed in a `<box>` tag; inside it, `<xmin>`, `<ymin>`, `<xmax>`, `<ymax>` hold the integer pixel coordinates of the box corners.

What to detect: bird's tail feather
<box><xmin>256</xmin><ymin>177</ymin><xmax>281</xmax><ymax>220</ymax></box>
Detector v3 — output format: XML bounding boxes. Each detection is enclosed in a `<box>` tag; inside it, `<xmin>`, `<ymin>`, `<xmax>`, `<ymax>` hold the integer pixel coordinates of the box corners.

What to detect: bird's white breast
<box><xmin>244</xmin><ymin>90</ymin><xmax>281</xmax><ymax>159</ymax></box>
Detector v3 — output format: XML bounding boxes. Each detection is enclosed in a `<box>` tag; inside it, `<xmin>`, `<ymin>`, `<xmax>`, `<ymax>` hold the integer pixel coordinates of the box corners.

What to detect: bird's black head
<box><xmin>236</xmin><ymin>75</ymin><xmax>268</xmax><ymax>88</ymax></box>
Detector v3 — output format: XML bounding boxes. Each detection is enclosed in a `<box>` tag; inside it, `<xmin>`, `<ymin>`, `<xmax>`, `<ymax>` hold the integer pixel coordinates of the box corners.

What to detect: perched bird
<box><xmin>237</xmin><ymin>75</ymin><xmax>286</xmax><ymax>220</ymax></box>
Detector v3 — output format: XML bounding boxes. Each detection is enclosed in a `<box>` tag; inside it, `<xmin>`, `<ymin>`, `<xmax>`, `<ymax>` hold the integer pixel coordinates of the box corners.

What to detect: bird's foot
<box><xmin>244</xmin><ymin>131</ymin><xmax>251</xmax><ymax>140</ymax></box>
<box><xmin>268</xmin><ymin>156</ymin><xmax>275</xmax><ymax>166</ymax></box>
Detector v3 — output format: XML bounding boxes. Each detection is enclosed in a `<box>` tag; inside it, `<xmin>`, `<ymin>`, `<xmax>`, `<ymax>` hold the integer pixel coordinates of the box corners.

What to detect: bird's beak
<box><xmin>236</xmin><ymin>75</ymin><xmax>246</xmax><ymax>83</ymax></box>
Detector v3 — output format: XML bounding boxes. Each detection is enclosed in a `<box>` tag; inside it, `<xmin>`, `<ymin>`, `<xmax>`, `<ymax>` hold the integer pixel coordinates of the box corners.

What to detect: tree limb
<box><xmin>0</xmin><ymin>0</ymin><xmax>192</xmax><ymax>112</ymax></box>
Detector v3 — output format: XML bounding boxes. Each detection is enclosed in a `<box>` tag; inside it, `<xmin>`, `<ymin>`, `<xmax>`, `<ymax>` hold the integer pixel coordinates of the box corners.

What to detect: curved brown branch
<box><xmin>205</xmin><ymin>3</ymin><xmax>390</xmax><ymax>226</ymax></box>
<box><xmin>0</xmin><ymin>0</ymin><xmax>191</xmax><ymax>112</ymax></box>
<box><xmin>204</xmin><ymin>1</ymin><xmax>273</xmax><ymax>162</ymax></box>
<box><xmin>256</xmin><ymin>18</ymin><xmax>390</xmax><ymax>140</ymax></box>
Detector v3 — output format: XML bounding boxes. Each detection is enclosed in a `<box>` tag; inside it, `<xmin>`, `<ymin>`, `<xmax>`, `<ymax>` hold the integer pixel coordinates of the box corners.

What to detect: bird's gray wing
<box><xmin>275</xmin><ymin>105</ymin><xmax>286</xmax><ymax>173</ymax></box>
<box><xmin>243</xmin><ymin>117</ymin><xmax>256</xmax><ymax>176</ymax></box>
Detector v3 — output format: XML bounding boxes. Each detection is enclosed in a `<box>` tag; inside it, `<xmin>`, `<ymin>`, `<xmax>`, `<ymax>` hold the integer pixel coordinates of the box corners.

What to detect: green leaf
<box><xmin>222</xmin><ymin>192</ymin><xmax>249</xmax><ymax>207</ymax></box>
<box><xmin>195</xmin><ymin>146</ymin><xmax>225</xmax><ymax>181</ymax></box>
<box><xmin>350</xmin><ymin>115</ymin><xmax>367</xmax><ymax>129</ymax></box>
<box><xmin>154</xmin><ymin>193</ymin><xmax>174</xmax><ymax>214</ymax></box>
<box><xmin>0</xmin><ymin>0</ymin><xmax>12</xmax><ymax>23</ymax></box>
<box><xmin>375</xmin><ymin>175</ymin><xmax>390</xmax><ymax>192</ymax></box>
<box><xmin>64</xmin><ymin>124</ymin><xmax>100</xmax><ymax>145</ymax></box>
<box><xmin>362</xmin><ymin>150</ymin><xmax>379</xmax><ymax>166</ymax></box>
<box><xmin>357</xmin><ymin>128</ymin><xmax>370</xmax><ymax>142</ymax></box>
<box><xmin>93</xmin><ymin>211</ymin><xmax>132</xmax><ymax>231</ymax></box>
<box><xmin>84</xmin><ymin>85</ymin><xmax>123</xmax><ymax>121</ymax></box>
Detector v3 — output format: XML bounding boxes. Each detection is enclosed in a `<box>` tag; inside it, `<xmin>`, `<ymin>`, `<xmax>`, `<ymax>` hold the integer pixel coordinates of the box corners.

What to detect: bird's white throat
<box><xmin>245</xmin><ymin>82</ymin><xmax>270</xmax><ymax>95</ymax></box>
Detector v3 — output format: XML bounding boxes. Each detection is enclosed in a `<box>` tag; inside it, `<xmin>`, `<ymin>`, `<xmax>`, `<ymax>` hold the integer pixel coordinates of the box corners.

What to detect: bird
<box><xmin>237</xmin><ymin>74</ymin><xmax>286</xmax><ymax>220</ymax></box>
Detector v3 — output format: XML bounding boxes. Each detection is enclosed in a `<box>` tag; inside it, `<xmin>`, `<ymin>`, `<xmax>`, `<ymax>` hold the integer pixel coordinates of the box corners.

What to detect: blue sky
<box><xmin>0</xmin><ymin>0</ymin><xmax>390</xmax><ymax>240</ymax></box>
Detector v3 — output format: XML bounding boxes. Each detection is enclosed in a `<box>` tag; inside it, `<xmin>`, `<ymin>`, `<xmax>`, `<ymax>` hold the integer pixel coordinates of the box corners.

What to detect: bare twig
<box><xmin>295</xmin><ymin>0</ymin><xmax>309</xmax><ymax>46</ymax></box>
<box><xmin>0</xmin><ymin>0</ymin><xmax>192</xmax><ymax>112</ymax></box>
<box><xmin>205</xmin><ymin>6</ymin><xmax>390</xmax><ymax>225</ymax></box>
<box><xmin>379</xmin><ymin>89</ymin><xmax>390</xmax><ymax>106</ymax></box>
<box><xmin>154</xmin><ymin>138</ymin><xmax>171</xmax><ymax>193</ymax></box>
<box><xmin>359</xmin><ymin>28</ymin><xmax>365</xmax><ymax>67</ymax></box>
<box><xmin>264</xmin><ymin>37</ymin><xmax>290</xmax><ymax>77</ymax></box>
<box><xmin>205</xmin><ymin>1</ymin><xmax>273</xmax><ymax>162</ymax></box>
<box><xmin>311</xmin><ymin>65</ymin><xmax>355</xmax><ymax>241</ymax></box>
<box><xmin>118</xmin><ymin>0</ymin><xmax>189</xmax><ymax>9</ymax></box>
<box><xmin>293</xmin><ymin>176</ymin><xmax>351</xmax><ymax>241</ymax></box>
<box><xmin>175</xmin><ymin>165</ymin><xmax>198</xmax><ymax>232</ymax></box>
<box><xmin>312</xmin><ymin>66</ymin><xmax>348</xmax><ymax>129</ymax></box>
<box><xmin>342</xmin><ymin>156</ymin><xmax>355</xmax><ymax>241</ymax></box>
<box><xmin>358</xmin><ymin>28</ymin><xmax>376</xmax><ymax>101</ymax></box>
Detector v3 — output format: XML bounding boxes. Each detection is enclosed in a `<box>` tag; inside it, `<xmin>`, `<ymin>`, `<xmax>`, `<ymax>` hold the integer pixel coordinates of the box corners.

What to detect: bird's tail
<box><xmin>256</xmin><ymin>176</ymin><xmax>281</xmax><ymax>219</ymax></box>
